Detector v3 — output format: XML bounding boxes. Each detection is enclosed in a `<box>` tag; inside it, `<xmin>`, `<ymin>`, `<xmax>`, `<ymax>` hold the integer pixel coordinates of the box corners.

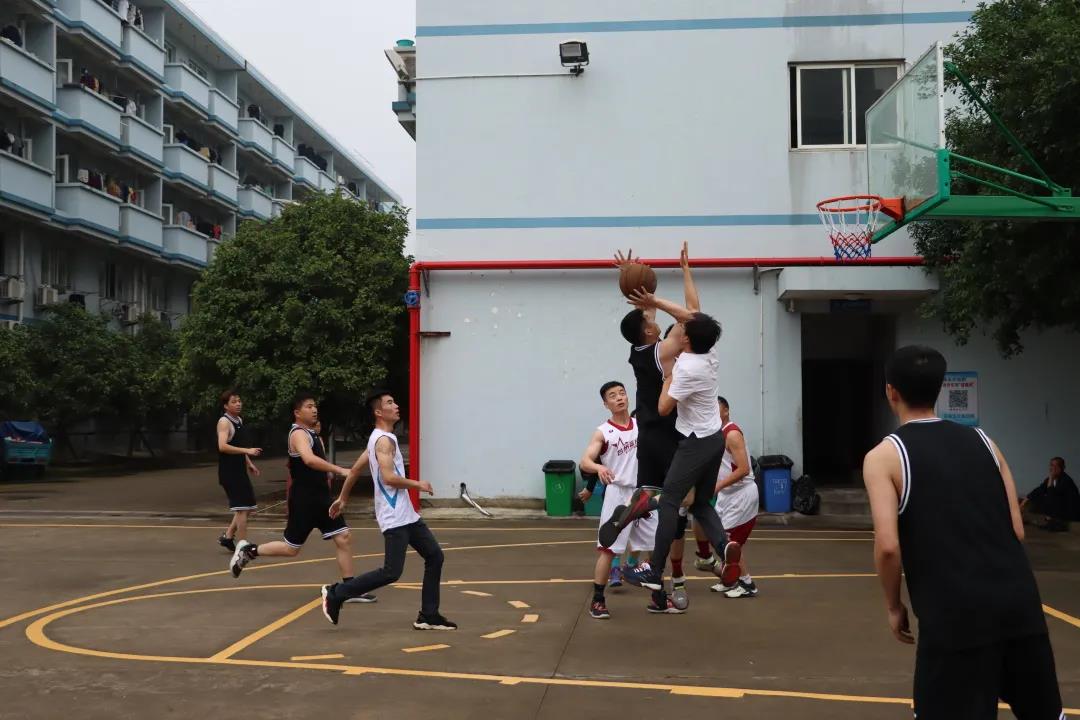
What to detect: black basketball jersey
<box><xmin>287</xmin><ymin>425</ymin><xmax>328</xmax><ymax>491</ymax></box>
<box><xmin>218</xmin><ymin>414</ymin><xmax>247</xmax><ymax>479</ymax></box>
<box><xmin>628</xmin><ymin>342</ymin><xmax>678</xmax><ymax>431</ymax></box>
<box><xmin>890</xmin><ymin>419</ymin><xmax>1046</xmax><ymax>649</ymax></box>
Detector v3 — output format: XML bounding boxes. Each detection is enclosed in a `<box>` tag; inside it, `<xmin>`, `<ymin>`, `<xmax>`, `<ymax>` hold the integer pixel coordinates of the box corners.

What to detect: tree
<box><xmin>25</xmin><ymin>303</ymin><xmax>129</xmax><ymax>453</ymax></box>
<box><xmin>181</xmin><ymin>194</ymin><xmax>412</xmax><ymax>441</ymax></box>
<box><xmin>117</xmin><ymin>313</ymin><xmax>187</xmax><ymax>455</ymax></box>
<box><xmin>0</xmin><ymin>324</ymin><xmax>35</xmax><ymax>420</ymax></box>
<box><xmin>911</xmin><ymin>0</ymin><xmax>1080</xmax><ymax>355</ymax></box>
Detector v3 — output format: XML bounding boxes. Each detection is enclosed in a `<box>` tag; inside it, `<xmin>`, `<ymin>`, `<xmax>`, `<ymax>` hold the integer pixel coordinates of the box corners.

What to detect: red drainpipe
<box><xmin>405</xmin><ymin>255</ymin><xmax>924</xmax><ymax>508</ymax></box>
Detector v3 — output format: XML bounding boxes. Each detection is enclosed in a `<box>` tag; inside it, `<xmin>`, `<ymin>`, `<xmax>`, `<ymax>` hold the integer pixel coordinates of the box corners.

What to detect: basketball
<box><xmin>619</xmin><ymin>263</ymin><xmax>657</xmax><ymax>298</ymax></box>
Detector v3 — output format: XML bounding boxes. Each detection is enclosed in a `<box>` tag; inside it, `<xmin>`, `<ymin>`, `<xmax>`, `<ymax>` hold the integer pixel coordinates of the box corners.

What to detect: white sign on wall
<box><xmin>936</xmin><ymin>371</ymin><xmax>979</xmax><ymax>426</ymax></box>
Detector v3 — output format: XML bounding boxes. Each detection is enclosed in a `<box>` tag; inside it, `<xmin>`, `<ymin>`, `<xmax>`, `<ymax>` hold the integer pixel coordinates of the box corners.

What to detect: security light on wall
<box><xmin>559</xmin><ymin>40</ymin><xmax>589</xmax><ymax>75</ymax></box>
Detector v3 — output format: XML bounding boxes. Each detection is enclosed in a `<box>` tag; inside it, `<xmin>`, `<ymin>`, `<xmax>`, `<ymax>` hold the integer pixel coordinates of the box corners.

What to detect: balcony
<box><xmin>318</xmin><ymin>171</ymin><xmax>336</xmax><ymax>193</ymax></box>
<box><xmin>238</xmin><ymin>186</ymin><xmax>273</xmax><ymax>220</ymax></box>
<box><xmin>119</xmin><ymin>203</ymin><xmax>164</xmax><ymax>254</ymax></box>
<box><xmin>55</xmin><ymin>0</ymin><xmax>123</xmax><ymax>54</ymax></box>
<box><xmin>294</xmin><ymin>155</ymin><xmax>320</xmax><ymax>189</ymax></box>
<box><xmin>163</xmin><ymin>225</ymin><xmax>208</xmax><ymax>266</ymax></box>
<box><xmin>164</xmin><ymin>63</ymin><xmax>210</xmax><ymax>115</ymax></box>
<box><xmin>57</xmin><ymin>85</ymin><xmax>122</xmax><ymax>146</ymax></box>
<box><xmin>55</xmin><ymin>183</ymin><xmax>121</xmax><ymax>237</ymax></box>
<box><xmin>120</xmin><ymin>114</ymin><xmax>164</xmax><ymax>167</ymax></box>
<box><xmin>208</xmin><ymin>89</ymin><xmax>239</xmax><ymax>134</ymax></box>
<box><xmin>271</xmin><ymin>136</ymin><xmax>294</xmax><ymax>174</ymax></box>
<box><xmin>0</xmin><ymin>39</ymin><xmax>56</xmax><ymax>111</ymax></box>
<box><xmin>238</xmin><ymin>117</ymin><xmax>273</xmax><ymax>159</ymax></box>
<box><xmin>0</xmin><ymin>151</ymin><xmax>54</xmax><ymax>215</ymax></box>
<box><xmin>208</xmin><ymin>163</ymin><xmax>239</xmax><ymax>207</ymax></box>
<box><xmin>163</xmin><ymin>143</ymin><xmax>210</xmax><ymax>192</ymax></box>
<box><xmin>120</xmin><ymin>24</ymin><xmax>165</xmax><ymax>83</ymax></box>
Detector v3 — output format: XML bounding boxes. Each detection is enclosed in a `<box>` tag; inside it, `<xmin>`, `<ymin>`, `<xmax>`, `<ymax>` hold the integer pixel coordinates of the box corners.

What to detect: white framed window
<box><xmin>790</xmin><ymin>62</ymin><xmax>902</xmax><ymax>149</ymax></box>
<box><xmin>41</xmin><ymin>245</ymin><xmax>70</xmax><ymax>289</ymax></box>
<box><xmin>164</xmin><ymin>41</ymin><xmax>175</xmax><ymax>64</ymax></box>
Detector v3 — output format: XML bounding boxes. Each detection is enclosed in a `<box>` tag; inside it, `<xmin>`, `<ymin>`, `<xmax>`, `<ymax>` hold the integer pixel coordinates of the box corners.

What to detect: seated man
<box><xmin>1020</xmin><ymin>457</ymin><xmax>1078</xmax><ymax>532</ymax></box>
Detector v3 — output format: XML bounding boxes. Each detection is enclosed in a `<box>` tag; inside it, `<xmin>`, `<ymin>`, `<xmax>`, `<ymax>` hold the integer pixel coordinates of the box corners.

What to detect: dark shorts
<box><xmin>219</xmin><ymin>473</ymin><xmax>256</xmax><ymax>511</ymax></box>
<box><xmin>913</xmin><ymin>633</ymin><xmax>1063</xmax><ymax>720</ymax></box>
<box><xmin>728</xmin><ymin>517</ymin><xmax>756</xmax><ymax>546</ymax></box>
<box><xmin>636</xmin><ymin>424</ymin><xmax>680</xmax><ymax>488</ymax></box>
<box><xmin>283</xmin><ymin>485</ymin><xmax>348</xmax><ymax>548</ymax></box>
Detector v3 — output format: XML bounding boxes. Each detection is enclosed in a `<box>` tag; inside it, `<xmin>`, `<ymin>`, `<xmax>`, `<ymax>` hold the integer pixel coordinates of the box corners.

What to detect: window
<box><xmin>149</xmin><ymin>276</ymin><xmax>165</xmax><ymax>311</ymax></box>
<box><xmin>41</xmin><ymin>246</ymin><xmax>69</xmax><ymax>289</ymax></box>
<box><xmin>186</xmin><ymin>58</ymin><xmax>207</xmax><ymax>80</ymax></box>
<box><xmin>0</xmin><ymin>233</ymin><xmax>7</xmax><ymax>276</ymax></box>
<box><xmin>790</xmin><ymin>62</ymin><xmax>901</xmax><ymax>148</ymax></box>
<box><xmin>164</xmin><ymin>41</ymin><xmax>175</xmax><ymax>64</ymax></box>
<box><xmin>102</xmin><ymin>261</ymin><xmax>133</xmax><ymax>302</ymax></box>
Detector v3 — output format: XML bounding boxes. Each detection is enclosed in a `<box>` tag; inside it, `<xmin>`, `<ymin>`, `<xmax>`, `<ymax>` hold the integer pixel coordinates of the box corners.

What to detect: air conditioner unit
<box><xmin>121</xmin><ymin>304</ymin><xmax>142</xmax><ymax>324</ymax></box>
<box><xmin>35</xmin><ymin>285</ymin><xmax>59</xmax><ymax>307</ymax></box>
<box><xmin>0</xmin><ymin>319</ymin><xmax>18</xmax><ymax>330</ymax></box>
<box><xmin>0</xmin><ymin>277</ymin><xmax>25</xmax><ymax>301</ymax></box>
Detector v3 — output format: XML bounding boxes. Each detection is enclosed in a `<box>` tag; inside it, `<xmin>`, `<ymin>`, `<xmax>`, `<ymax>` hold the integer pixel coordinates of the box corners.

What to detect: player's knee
<box><xmin>426</xmin><ymin>546</ymin><xmax>444</xmax><ymax>567</ymax></box>
<box><xmin>333</xmin><ymin>530</ymin><xmax>352</xmax><ymax>546</ymax></box>
<box><xmin>282</xmin><ymin>544</ymin><xmax>301</xmax><ymax>557</ymax></box>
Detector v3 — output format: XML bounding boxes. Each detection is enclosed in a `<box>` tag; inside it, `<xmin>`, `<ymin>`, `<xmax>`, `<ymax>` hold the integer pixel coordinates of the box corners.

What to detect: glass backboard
<box><xmin>866</xmin><ymin>43</ymin><xmax>947</xmax><ymax>215</ymax></box>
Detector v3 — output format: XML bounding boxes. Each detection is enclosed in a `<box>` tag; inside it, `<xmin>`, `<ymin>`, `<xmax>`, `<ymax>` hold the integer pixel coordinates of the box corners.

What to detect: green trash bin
<box><xmin>542</xmin><ymin>460</ymin><xmax>576</xmax><ymax>517</ymax></box>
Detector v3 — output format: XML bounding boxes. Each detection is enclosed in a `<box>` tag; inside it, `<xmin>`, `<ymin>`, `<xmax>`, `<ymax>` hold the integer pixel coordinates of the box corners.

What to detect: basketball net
<box><xmin>816</xmin><ymin>195</ymin><xmax>889</xmax><ymax>261</ymax></box>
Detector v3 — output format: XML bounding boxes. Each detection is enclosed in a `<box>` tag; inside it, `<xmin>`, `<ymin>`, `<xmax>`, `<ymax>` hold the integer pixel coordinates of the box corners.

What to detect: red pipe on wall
<box><xmin>405</xmin><ymin>255</ymin><xmax>924</xmax><ymax>503</ymax></box>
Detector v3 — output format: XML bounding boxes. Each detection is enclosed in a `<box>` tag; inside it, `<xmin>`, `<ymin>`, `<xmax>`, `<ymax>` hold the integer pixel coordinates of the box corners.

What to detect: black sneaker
<box><xmin>597</xmin><ymin>487</ymin><xmax>658</xmax><ymax>548</ymax></box>
<box><xmin>344</xmin><ymin>593</ymin><xmax>377</xmax><ymax>604</ymax></box>
<box><xmin>413</xmin><ymin>612</ymin><xmax>458</xmax><ymax>630</ymax></box>
<box><xmin>589</xmin><ymin>599</ymin><xmax>611</xmax><ymax>619</ymax></box>
<box><xmin>218</xmin><ymin>533</ymin><xmax>235</xmax><ymax>552</ymax></box>
<box><xmin>647</xmin><ymin>595</ymin><xmax>685</xmax><ymax>614</ymax></box>
<box><xmin>624</xmin><ymin>562</ymin><xmax>663</xmax><ymax>591</ymax></box>
<box><xmin>321</xmin><ymin>584</ymin><xmax>341</xmax><ymax>625</ymax></box>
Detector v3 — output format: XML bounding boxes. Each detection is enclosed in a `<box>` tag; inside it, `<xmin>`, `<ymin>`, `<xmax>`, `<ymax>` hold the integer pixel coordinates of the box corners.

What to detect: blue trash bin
<box><xmin>758</xmin><ymin>455</ymin><xmax>794</xmax><ymax>513</ymax></box>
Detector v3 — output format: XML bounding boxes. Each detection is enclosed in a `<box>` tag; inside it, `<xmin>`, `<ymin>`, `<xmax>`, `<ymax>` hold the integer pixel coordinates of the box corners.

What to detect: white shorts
<box><xmin>597</xmin><ymin>483</ymin><xmax>657</xmax><ymax>554</ymax></box>
<box><xmin>716</xmin><ymin>479</ymin><xmax>759</xmax><ymax>530</ymax></box>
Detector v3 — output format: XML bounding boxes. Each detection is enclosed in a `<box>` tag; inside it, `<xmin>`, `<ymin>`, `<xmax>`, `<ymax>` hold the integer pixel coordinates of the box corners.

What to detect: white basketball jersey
<box><xmin>598</xmin><ymin>418</ymin><xmax>638</xmax><ymax>488</ymax></box>
<box><xmin>367</xmin><ymin>429</ymin><xmax>420</xmax><ymax>532</ymax></box>
<box><xmin>718</xmin><ymin>421</ymin><xmax>755</xmax><ymax>489</ymax></box>
<box><xmin>716</xmin><ymin>420</ymin><xmax>758</xmax><ymax>529</ymax></box>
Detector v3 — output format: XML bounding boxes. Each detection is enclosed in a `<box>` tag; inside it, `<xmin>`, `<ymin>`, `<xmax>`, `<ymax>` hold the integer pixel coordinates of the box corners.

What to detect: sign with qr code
<box><xmin>936</xmin><ymin>371</ymin><xmax>978</xmax><ymax>426</ymax></box>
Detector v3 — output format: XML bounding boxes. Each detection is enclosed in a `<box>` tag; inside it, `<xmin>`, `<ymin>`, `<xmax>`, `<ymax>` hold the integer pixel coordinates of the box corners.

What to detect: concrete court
<box><xmin>0</xmin><ymin>517</ymin><xmax>1076</xmax><ymax>720</ymax></box>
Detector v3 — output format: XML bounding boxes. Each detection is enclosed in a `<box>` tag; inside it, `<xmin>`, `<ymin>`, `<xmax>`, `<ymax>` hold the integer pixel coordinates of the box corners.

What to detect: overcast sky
<box><xmin>181</xmin><ymin>0</ymin><xmax>417</xmax><ymax>218</ymax></box>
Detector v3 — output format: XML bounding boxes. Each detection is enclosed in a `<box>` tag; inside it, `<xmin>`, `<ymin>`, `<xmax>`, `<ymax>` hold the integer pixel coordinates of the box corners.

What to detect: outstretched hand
<box><xmin>679</xmin><ymin>241</ymin><xmax>690</xmax><ymax>271</ymax></box>
<box><xmin>614</xmin><ymin>248</ymin><xmax>638</xmax><ymax>269</ymax></box>
<box><xmin>626</xmin><ymin>287</ymin><xmax>658</xmax><ymax>309</ymax></box>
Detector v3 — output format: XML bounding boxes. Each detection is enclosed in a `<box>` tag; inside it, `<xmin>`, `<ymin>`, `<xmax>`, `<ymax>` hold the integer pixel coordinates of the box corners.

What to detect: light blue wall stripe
<box><xmin>416</xmin><ymin>11</ymin><xmax>973</xmax><ymax>37</ymax></box>
<box><xmin>418</xmin><ymin>214</ymin><xmax>821</xmax><ymax>230</ymax></box>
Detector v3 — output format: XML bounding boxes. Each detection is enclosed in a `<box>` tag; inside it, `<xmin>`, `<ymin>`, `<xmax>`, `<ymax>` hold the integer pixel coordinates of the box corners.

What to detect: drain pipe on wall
<box><xmin>406</xmin><ymin>256</ymin><xmax>923</xmax><ymax>509</ymax></box>
<box><xmin>754</xmin><ymin>267</ymin><xmax>784</xmax><ymax>458</ymax></box>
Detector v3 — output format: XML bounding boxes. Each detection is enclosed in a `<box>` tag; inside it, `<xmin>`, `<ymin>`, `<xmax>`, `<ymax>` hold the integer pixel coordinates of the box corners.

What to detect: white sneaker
<box><xmin>230</xmin><ymin>540</ymin><xmax>254</xmax><ymax>578</ymax></box>
<box><xmin>724</xmin><ymin>580</ymin><xmax>758</xmax><ymax>598</ymax></box>
<box><xmin>709</xmin><ymin>581</ymin><xmax>736</xmax><ymax>593</ymax></box>
<box><xmin>694</xmin><ymin>555</ymin><xmax>718</xmax><ymax>572</ymax></box>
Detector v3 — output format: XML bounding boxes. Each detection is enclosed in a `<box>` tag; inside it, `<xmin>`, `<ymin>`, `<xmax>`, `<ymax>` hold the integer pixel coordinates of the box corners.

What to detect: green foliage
<box><xmin>911</xmin><ymin>0</ymin><xmax>1080</xmax><ymax>355</ymax></box>
<box><xmin>0</xmin><ymin>323</ymin><xmax>34</xmax><ymax>419</ymax></box>
<box><xmin>181</xmin><ymin>194</ymin><xmax>412</xmax><ymax>433</ymax></box>
<box><xmin>123</xmin><ymin>313</ymin><xmax>188</xmax><ymax>435</ymax></box>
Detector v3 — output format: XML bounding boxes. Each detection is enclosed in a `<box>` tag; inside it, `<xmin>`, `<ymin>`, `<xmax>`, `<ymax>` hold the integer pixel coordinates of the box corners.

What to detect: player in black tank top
<box><xmin>215</xmin><ymin>390</ymin><xmax>262</xmax><ymax>551</ymax></box>
<box><xmin>864</xmin><ymin>346</ymin><xmax>1062</xmax><ymax>719</ymax></box>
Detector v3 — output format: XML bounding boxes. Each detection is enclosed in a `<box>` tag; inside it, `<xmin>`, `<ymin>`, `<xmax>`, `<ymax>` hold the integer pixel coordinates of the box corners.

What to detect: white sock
<box><xmin>740</xmin><ymin>573</ymin><xmax>752</xmax><ymax>584</ymax></box>
<box><xmin>672</xmin><ymin>576</ymin><xmax>686</xmax><ymax>586</ymax></box>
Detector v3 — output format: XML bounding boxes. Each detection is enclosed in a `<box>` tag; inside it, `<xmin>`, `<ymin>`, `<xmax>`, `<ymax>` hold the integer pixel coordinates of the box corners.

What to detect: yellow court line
<box><xmin>1043</xmin><ymin>604</ymin><xmax>1080</xmax><ymax>629</ymax></box>
<box><xmin>20</xmin><ymin>588</ymin><xmax>1079</xmax><ymax>715</ymax></box>
<box><xmin>291</xmin><ymin>653</ymin><xmax>345</xmax><ymax>661</ymax></box>
<box><xmin>507</xmin><ymin>601</ymin><xmax>530</xmax><ymax>609</ymax></box>
<box><xmin>0</xmin><ymin>538</ymin><xmax>592</xmax><ymax>631</ymax></box>
<box><xmin>521</xmin><ymin>614</ymin><xmax>539</xmax><ymax>624</ymax></box>
<box><xmin>481</xmin><ymin>629</ymin><xmax>515</xmax><ymax>639</ymax></box>
<box><xmin>209</xmin><ymin>598</ymin><xmax>322</xmax><ymax>661</ymax></box>
<box><xmin>402</xmin><ymin>644</ymin><xmax>450</xmax><ymax>653</ymax></box>
<box><xmin>461</xmin><ymin>590</ymin><xmax>493</xmax><ymax>597</ymax></box>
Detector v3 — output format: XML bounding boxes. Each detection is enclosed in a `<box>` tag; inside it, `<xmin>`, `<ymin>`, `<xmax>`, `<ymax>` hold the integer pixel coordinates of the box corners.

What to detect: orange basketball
<box><xmin>619</xmin><ymin>262</ymin><xmax>658</xmax><ymax>298</ymax></box>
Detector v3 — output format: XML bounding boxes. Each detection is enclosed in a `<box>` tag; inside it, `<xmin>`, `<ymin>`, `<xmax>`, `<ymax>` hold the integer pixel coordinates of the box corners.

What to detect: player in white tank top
<box><xmin>710</xmin><ymin>397</ymin><xmax>760</xmax><ymax>598</ymax></box>
<box><xmin>367</xmin><ymin>428</ymin><xmax>420</xmax><ymax>531</ymax></box>
<box><xmin>579</xmin><ymin>382</ymin><xmax>658</xmax><ymax>619</ymax></box>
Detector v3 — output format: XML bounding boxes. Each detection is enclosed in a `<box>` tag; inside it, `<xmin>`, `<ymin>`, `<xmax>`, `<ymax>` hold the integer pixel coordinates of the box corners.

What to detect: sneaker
<box><xmin>724</xmin><ymin>580</ymin><xmax>758</xmax><ymax>598</ymax></box>
<box><xmin>607</xmin><ymin>565</ymin><xmax>623</xmax><ymax>588</ymax></box>
<box><xmin>597</xmin><ymin>488</ymin><xmax>658</xmax><ymax>548</ymax></box>
<box><xmin>414</xmin><ymin>612</ymin><xmax>458</xmax><ymax>630</ymax></box>
<box><xmin>344</xmin><ymin>593</ymin><xmax>378</xmax><ymax>604</ymax></box>
<box><xmin>671</xmin><ymin>583</ymin><xmax>689</xmax><ymax>611</ymax></box>
<box><xmin>716</xmin><ymin>541</ymin><xmax>742</xmax><ymax>587</ymax></box>
<box><xmin>709</xmin><ymin>581</ymin><xmax>737</xmax><ymax>593</ymax></box>
<box><xmin>320</xmin><ymin>584</ymin><xmax>341</xmax><ymax>625</ymax></box>
<box><xmin>589</xmin><ymin>599</ymin><xmax>611</xmax><ymax>619</ymax></box>
<box><xmin>694</xmin><ymin>555</ymin><xmax>718</xmax><ymax>572</ymax></box>
<box><xmin>647</xmin><ymin>595</ymin><xmax>686</xmax><ymax>614</ymax></box>
<box><xmin>218</xmin><ymin>533</ymin><xmax>235</xmax><ymax>552</ymax></box>
<box><xmin>624</xmin><ymin>562</ymin><xmax>663</xmax><ymax>591</ymax></box>
<box><xmin>230</xmin><ymin>540</ymin><xmax>256</xmax><ymax>578</ymax></box>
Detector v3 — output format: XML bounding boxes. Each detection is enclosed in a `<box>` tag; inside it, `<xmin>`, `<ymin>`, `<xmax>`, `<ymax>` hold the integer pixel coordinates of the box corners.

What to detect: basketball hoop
<box><xmin>816</xmin><ymin>195</ymin><xmax>903</xmax><ymax>261</ymax></box>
